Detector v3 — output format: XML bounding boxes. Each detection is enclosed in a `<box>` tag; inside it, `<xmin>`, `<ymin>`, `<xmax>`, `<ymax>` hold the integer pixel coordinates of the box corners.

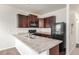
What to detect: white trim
<box><xmin>66</xmin><ymin>4</ymin><xmax>69</xmax><ymax>55</ymax></box>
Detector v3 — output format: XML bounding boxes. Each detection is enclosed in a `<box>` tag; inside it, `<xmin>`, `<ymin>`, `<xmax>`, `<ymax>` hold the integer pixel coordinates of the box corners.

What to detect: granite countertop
<box><xmin>14</xmin><ymin>33</ymin><xmax>62</xmax><ymax>53</ymax></box>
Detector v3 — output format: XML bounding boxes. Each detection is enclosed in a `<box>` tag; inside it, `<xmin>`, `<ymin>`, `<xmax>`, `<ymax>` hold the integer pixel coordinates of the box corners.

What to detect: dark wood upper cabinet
<box><xmin>44</xmin><ymin>16</ymin><xmax>56</xmax><ymax>28</ymax></box>
<box><xmin>18</xmin><ymin>14</ymin><xmax>56</xmax><ymax>28</ymax></box>
<box><xmin>18</xmin><ymin>14</ymin><xmax>28</xmax><ymax>28</ymax></box>
<box><xmin>18</xmin><ymin>14</ymin><xmax>39</xmax><ymax>28</ymax></box>
<box><xmin>28</xmin><ymin>14</ymin><xmax>39</xmax><ymax>27</ymax></box>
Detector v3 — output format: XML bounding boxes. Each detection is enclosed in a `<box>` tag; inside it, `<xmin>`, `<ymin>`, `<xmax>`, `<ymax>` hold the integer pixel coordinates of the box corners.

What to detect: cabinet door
<box><xmin>44</xmin><ymin>16</ymin><xmax>56</xmax><ymax>28</ymax></box>
<box><xmin>49</xmin><ymin>16</ymin><xmax>56</xmax><ymax>27</ymax></box>
<box><xmin>44</xmin><ymin>18</ymin><xmax>50</xmax><ymax>28</ymax></box>
<box><xmin>18</xmin><ymin>14</ymin><xmax>23</xmax><ymax>27</ymax></box>
<box><xmin>28</xmin><ymin>14</ymin><xmax>39</xmax><ymax>27</ymax></box>
<box><xmin>18</xmin><ymin>14</ymin><xmax>28</xmax><ymax>28</ymax></box>
<box><xmin>49</xmin><ymin>45</ymin><xmax>59</xmax><ymax>55</ymax></box>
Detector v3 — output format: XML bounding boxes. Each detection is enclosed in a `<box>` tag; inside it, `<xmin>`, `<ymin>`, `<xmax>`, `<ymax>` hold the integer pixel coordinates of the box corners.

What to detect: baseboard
<box><xmin>0</xmin><ymin>46</ymin><xmax>14</xmax><ymax>51</ymax></box>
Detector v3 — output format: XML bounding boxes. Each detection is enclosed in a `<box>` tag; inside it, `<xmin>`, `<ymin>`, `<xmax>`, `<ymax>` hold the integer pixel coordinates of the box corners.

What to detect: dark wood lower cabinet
<box><xmin>49</xmin><ymin>45</ymin><xmax>59</xmax><ymax>55</ymax></box>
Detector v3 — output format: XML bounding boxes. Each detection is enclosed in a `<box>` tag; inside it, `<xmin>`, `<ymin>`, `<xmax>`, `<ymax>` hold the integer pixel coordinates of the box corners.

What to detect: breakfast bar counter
<box><xmin>14</xmin><ymin>33</ymin><xmax>62</xmax><ymax>55</ymax></box>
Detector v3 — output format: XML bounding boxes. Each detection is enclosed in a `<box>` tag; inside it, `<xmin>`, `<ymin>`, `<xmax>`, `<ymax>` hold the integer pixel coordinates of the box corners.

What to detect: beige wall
<box><xmin>0</xmin><ymin>5</ymin><xmax>30</xmax><ymax>50</ymax></box>
<box><xmin>69</xmin><ymin>6</ymin><xmax>77</xmax><ymax>54</ymax></box>
<box><xmin>39</xmin><ymin>8</ymin><xmax>66</xmax><ymax>23</ymax></box>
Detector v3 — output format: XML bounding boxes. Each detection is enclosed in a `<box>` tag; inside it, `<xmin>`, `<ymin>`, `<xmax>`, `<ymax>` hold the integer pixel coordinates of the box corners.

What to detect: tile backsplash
<box><xmin>16</xmin><ymin>28</ymin><xmax>51</xmax><ymax>34</ymax></box>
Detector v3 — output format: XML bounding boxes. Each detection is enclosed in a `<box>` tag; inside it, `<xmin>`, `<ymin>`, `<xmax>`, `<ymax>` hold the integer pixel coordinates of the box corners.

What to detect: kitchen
<box><xmin>0</xmin><ymin>4</ymin><xmax>66</xmax><ymax>55</ymax></box>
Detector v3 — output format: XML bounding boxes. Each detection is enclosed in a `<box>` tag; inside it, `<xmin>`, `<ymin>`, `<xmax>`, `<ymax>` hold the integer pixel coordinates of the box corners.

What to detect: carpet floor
<box><xmin>0</xmin><ymin>47</ymin><xmax>20</xmax><ymax>55</ymax></box>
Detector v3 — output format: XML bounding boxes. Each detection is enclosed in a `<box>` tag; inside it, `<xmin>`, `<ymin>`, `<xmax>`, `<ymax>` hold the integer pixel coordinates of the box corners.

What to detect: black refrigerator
<box><xmin>51</xmin><ymin>22</ymin><xmax>66</xmax><ymax>54</ymax></box>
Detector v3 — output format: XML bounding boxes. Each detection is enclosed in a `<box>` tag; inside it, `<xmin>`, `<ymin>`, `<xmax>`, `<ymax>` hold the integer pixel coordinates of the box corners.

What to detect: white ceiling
<box><xmin>9</xmin><ymin>4</ymin><xmax>66</xmax><ymax>15</ymax></box>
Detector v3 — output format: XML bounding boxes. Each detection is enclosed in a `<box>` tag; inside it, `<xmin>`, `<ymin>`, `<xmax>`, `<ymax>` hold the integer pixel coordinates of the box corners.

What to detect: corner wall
<box><xmin>0</xmin><ymin>5</ymin><xmax>16</xmax><ymax>50</ymax></box>
<box><xmin>0</xmin><ymin>5</ymin><xmax>30</xmax><ymax>50</ymax></box>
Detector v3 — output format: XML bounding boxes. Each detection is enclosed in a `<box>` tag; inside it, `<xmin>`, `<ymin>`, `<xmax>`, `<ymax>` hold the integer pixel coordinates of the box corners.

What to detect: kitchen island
<box><xmin>14</xmin><ymin>33</ymin><xmax>62</xmax><ymax>55</ymax></box>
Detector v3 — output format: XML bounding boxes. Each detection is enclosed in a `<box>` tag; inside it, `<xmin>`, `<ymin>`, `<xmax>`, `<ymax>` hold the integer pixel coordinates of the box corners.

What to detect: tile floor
<box><xmin>0</xmin><ymin>47</ymin><xmax>20</xmax><ymax>55</ymax></box>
